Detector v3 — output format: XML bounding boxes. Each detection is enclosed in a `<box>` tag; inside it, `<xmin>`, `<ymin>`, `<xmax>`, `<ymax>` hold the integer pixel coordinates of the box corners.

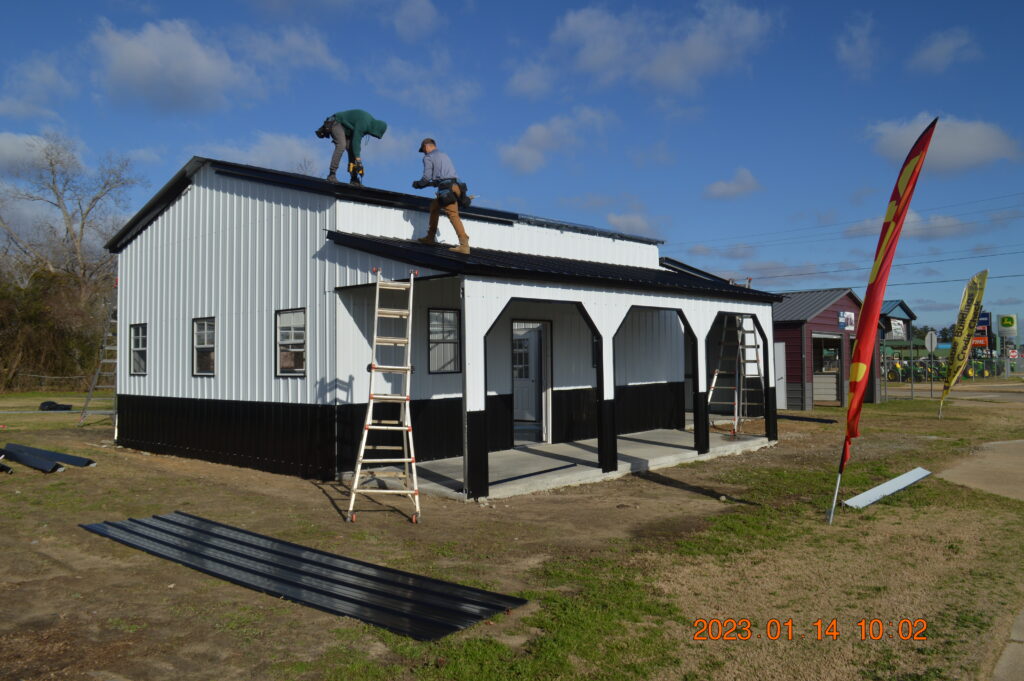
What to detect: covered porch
<box><xmin>373</xmin><ymin>427</ymin><xmax>774</xmax><ymax>500</ymax></box>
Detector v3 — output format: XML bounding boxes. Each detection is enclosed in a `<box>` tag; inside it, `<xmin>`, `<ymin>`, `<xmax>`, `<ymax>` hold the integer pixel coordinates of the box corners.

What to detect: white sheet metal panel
<box><xmin>843</xmin><ymin>468</ymin><xmax>931</xmax><ymax>509</ymax></box>
<box><xmin>336</xmin><ymin>199</ymin><xmax>660</xmax><ymax>268</ymax></box>
<box><xmin>613</xmin><ymin>308</ymin><xmax>685</xmax><ymax>385</ymax></box>
<box><xmin>462</xmin><ymin>277</ymin><xmax>775</xmax><ymax>411</ymax></box>
<box><xmin>118</xmin><ymin>167</ymin><xmax>442</xmax><ymax>406</ymax></box>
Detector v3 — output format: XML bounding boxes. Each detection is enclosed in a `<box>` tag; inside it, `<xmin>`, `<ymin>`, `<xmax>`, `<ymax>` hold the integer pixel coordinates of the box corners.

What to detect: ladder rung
<box><xmin>378</xmin><ymin>282</ymin><xmax>411</xmax><ymax>290</ymax></box>
<box><xmin>709</xmin><ymin>401</ymin><xmax>735</xmax><ymax>406</ymax></box>
<box><xmin>100</xmin><ymin>359</ymin><xmax>116</xmax><ymax>364</ymax></box>
<box><xmin>367</xmin><ymin>425</ymin><xmax>410</xmax><ymax>431</ymax></box>
<box><xmin>352</xmin><ymin>489</ymin><xmax>417</xmax><ymax>495</ymax></box>
<box><xmin>375</xmin><ymin>337</ymin><xmax>409</xmax><ymax>346</ymax></box>
<box><xmin>360</xmin><ymin>471</ymin><xmax>409</xmax><ymax>479</ymax></box>
<box><xmin>359</xmin><ymin>457</ymin><xmax>415</xmax><ymax>464</ymax></box>
<box><xmin>371</xmin><ymin>365</ymin><xmax>411</xmax><ymax>373</ymax></box>
<box><xmin>95</xmin><ymin>385</ymin><xmax>116</xmax><ymax>389</ymax></box>
<box><xmin>103</xmin><ymin>346</ymin><xmax>117</xmax><ymax>351</ymax></box>
<box><xmin>377</xmin><ymin>308</ymin><xmax>410</xmax><ymax>318</ymax></box>
<box><xmin>370</xmin><ymin>394</ymin><xmax>409</xmax><ymax>402</ymax></box>
<box><xmin>365</xmin><ymin>445</ymin><xmax>405</xmax><ymax>450</ymax></box>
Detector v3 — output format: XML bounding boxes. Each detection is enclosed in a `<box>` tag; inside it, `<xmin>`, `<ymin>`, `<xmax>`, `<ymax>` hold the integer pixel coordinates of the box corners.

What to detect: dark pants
<box><xmin>329</xmin><ymin>123</ymin><xmax>354</xmax><ymax>174</ymax></box>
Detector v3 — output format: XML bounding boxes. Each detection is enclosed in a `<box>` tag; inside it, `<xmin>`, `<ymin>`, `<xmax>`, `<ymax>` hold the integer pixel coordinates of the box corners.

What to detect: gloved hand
<box><xmin>412</xmin><ymin>180</ymin><xmax>428</xmax><ymax>189</ymax></box>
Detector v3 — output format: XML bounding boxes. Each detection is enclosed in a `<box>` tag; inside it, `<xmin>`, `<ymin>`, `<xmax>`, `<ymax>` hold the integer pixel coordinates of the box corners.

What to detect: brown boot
<box><xmin>448</xmin><ymin>243</ymin><xmax>470</xmax><ymax>255</ymax></box>
<box><xmin>417</xmin><ymin>235</ymin><xmax>437</xmax><ymax>245</ymax></box>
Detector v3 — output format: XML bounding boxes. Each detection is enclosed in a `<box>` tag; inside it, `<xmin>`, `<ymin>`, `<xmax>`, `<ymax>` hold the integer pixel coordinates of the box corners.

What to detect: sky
<box><xmin>1</xmin><ymin>0</ymin><xmax>1022</xmax><ymax>334</ymax></box>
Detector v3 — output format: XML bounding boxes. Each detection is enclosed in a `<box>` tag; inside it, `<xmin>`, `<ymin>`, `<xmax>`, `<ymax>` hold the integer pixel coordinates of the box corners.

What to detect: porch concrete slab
<box><xmin>394</xmin><ymin>428</ymin><xmax>776</xmax><ymax>500</ymax></box>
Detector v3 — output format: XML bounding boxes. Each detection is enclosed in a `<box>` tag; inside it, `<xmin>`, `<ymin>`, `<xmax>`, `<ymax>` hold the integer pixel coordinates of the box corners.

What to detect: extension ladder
<box><xmin>79</xmin><ymin>299</ymin><xmax>118</xmax><ymax>426</ymax></box>
<box><xmin>707</xmin><ymin>315</ymin><xmax>765</xmax><ymax>437</ymax></box>
<box><xmin>347</xmin><ymin>269</ymin><xmax>421</xmax><ymax>523</ymax></box>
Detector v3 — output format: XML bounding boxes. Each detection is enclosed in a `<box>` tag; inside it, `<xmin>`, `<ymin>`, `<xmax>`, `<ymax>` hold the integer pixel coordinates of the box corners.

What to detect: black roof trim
<box><xmin>107</xmin><ymin>157</ymin><xmax>662</xmax><ymax>253</ymax></box>
<box><xmin>659</xmin><ymin>257</ymin><xmax>733</xmax><ymax>284</ymax></box>
<box><xmin>326</xmin><ymin>231</ymin><xmax>781</xmax><ymax>302</ymax></box>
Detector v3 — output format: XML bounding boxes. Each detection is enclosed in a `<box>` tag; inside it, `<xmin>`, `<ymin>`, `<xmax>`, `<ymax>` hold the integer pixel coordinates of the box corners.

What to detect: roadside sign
<box><xmin>1010</xmin><ymin>349</ymin><xmax>1019</xmax><ymax>359</ymax></box>
<box><xmin>975</xmin><ymin>324</ymin><xmax>988</xmax><ymax>336</ymax></box>
<box><xmin>972</xmin><ymin>336</ymin><xmax>988</xmax><ymax>348</ymax></box>
<box><xmin>978</xmin><ymin>311</ymin><xmax>991</xmax><ymax>328</ymax></box>
<box><xmin>997</xmin><ymin>314</ymin><xmax>1017</xmax><ymax>338</ymax></box>
<box><xmin>924</xmin><ymin>331</ymin><xmax>937</xmax><ymax>352</ymax></box>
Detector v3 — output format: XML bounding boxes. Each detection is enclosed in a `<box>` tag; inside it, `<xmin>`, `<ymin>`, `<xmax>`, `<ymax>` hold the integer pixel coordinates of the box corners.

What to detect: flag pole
<box><xmin>827</xmin><ymin>473</ymin><xmax>842</xmax><ymax>525</ymax></box>
<box><xmin>827</xmin><ymin>437</ymin><xmax>851</xmax><ymax>524</ymax></box>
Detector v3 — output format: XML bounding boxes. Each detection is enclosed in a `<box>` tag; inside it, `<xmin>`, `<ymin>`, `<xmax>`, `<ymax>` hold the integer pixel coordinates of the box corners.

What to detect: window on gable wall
<box><xmin>193</xmin><ymin>317</ymin><xmax>215</xmax><ymax>376</ymax></box>
<box><xmin>130</xmin><ymin>323</ymin><xmax>147</xmax><ymax>375</ymax></box>
<box><xmin>428</xmin><ymin>309</ymin><xmax>460</xmax><ymax>373</ymax></box>
<box><xmin>276</xmin><ymin>309</ymin><xmax>306</xmax><ymax>376</ymax></box>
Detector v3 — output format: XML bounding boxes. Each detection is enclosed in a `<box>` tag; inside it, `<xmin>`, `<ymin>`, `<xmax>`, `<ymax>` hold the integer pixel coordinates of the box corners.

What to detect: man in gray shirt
<box><xmin>411</xmin><ymin>138</ymin><xmax>470</xmax><ymax>254</ymax></box>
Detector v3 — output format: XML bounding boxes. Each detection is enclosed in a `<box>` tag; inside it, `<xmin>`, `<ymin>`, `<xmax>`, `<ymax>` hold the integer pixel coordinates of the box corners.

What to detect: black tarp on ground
<box><xmin>4</xmin><ymin>443</ymin><xmax>95</xmax><ymax>467</ymax></box>
<box><xmin>81</xmin><ymin>512</ymin><xmax>527</xmax><ymax>640</ymax></box>
<box><xmin>0</xmin><ymin>447</ymin><xmax>63</xmax><ymax>473</ymax></box>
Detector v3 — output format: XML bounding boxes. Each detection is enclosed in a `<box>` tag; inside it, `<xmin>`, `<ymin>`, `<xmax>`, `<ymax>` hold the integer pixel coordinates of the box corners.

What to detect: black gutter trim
<box><xmin>659</xmin><ymin>256</ymin><xmax>734</xmax><ymax>284</ymax></box>
<box><xmin>326</xmin><ymin>231</ymin><xmax>781</xmax><ymax>302</ymax></box>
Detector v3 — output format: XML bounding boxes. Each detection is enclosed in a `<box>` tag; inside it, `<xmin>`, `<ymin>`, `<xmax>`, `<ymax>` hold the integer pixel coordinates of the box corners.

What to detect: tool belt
<box><xmin>437</xmin><ymin>179</ymin><xmax>471</xmax><ymax>209</ymax></box>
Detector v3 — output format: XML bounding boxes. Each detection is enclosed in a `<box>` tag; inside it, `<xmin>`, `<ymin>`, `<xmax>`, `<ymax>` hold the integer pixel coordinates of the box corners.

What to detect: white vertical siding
<box><xmin>613</xmin><ymin>308</ymin><xmax>686</xmax><ymax>385</ymax></box>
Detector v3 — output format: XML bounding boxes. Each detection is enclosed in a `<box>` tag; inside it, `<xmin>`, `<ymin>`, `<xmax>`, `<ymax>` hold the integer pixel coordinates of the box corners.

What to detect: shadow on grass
<box><xmin>635</xmin><ymin>470</ymin><xmax>758</xmax><ymax>506</ymax></box>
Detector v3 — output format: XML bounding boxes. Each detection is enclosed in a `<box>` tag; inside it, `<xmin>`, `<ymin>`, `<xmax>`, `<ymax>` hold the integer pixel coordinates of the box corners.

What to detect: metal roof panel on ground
<box><xmin>82</xmin><ymin>511</ymin><xmax>526</xmax><ymax>641</ymax></box>
<box><xmin>327</xmin><ymin>231</ymin><xmax>782</xmax><ymax>302</ymax></box>
<box><xmin>107</xmin><ymin>157</ymin><xmax>663</xmax><ymax>253</ymax></box>
<box><xmin>772</xmin><ymin>288</ymin><xmax>860</xmax><ymax>323</ymax></box>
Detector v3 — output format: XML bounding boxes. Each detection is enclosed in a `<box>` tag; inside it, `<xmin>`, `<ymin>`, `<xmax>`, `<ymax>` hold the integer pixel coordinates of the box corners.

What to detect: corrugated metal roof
<box><xmin>83</xmin><ymin>512</ymin><xmax>526</xmax><ymax>641</ymax></box>
<box><xmin>772</xmin><ymin>288</ymin><xmax>859</xmax><ymax>322</ymax></box>
<box><xmin>107</xmin><ymin>157</ymin><xmax>663</xmax><ymax>253</ymax></box>
<box><xmin>327</xmin><ymin>231</ymin><xmax>782</xmax><ymax>302</ymax></box>
<box><xmin>881</xmin><ymin>299</ymin><xmax>917</xmax><ymax>321</ymax></box>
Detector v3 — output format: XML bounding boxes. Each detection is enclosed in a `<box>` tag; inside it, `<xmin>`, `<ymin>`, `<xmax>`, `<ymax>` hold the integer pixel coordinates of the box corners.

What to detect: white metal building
<box><xmin>107</xmin><ymin>158</ymin><xmax>781</xmax><ymax>498</ymax></box>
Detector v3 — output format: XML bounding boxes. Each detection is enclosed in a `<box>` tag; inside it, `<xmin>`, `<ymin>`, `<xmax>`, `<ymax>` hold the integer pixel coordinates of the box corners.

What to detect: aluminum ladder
<box><xmin>707</xmin><ymin>315</ymin><xmax>765</xmax><ymax>437</ymax></box>
<box><xmin>79</xmin><ymin>300</ymin><xmax>117</xmax><ymax>427</ymax></box>
<box><xmin>346</xmin><ymin>269</ymin><xmax>421</xmax><ymax>523</ymax></box>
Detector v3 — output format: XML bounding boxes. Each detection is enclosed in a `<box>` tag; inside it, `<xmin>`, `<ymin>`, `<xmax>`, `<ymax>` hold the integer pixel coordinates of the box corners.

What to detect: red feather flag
<box><xmin>828</xmin><ymin>117</ymin><xmax>938</xmax><ymax>523</ymax></box>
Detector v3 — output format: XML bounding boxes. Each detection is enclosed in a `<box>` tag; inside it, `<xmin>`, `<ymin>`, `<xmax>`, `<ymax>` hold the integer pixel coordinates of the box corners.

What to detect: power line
<box><xmin>751</xmin><ymin>248</ymin><xmax>1024</xmax><ymax>281</ymax></box>
<box><xmin>661</xmin><ymin>191</ymin><xmax>1024</xmax><ymax>247</ymax></box>
<box><xmin>773</xmin><ymin>273</ymin><xmax>1024</xmax><ymax>292</ymax></box>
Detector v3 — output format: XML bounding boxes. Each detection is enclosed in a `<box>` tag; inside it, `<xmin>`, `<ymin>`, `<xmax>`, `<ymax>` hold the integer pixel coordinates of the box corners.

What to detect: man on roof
<box><xmin>315</xmin><ymin>109</ymin><xmax>388</xmax><ymax>186</ymax></box>
<box><xmin>412</xmin><ymin>138</ymin><xmax>471</xmax><ymax>254</ymax></box>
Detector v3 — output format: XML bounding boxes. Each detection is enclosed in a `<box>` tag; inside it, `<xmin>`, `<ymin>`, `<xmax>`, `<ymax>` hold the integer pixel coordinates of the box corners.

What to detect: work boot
<box><xmin>349</xmin><ymin>173</ymin><xmax>362</xmax><ymax>186</ymax></box>
<box><xmin>326</xmin><ymin>173</ymin><xmax>339</xmax><ymax>183</ymax></box>
<box><xmin>417</xmin><ymin>235</ymin><xmax>437</xmax><ymax>245</ymax></box>
<box><xmin>448</xmin><ymin>241</ymin><xmax>470</xmax><ymax>255</ymax></box>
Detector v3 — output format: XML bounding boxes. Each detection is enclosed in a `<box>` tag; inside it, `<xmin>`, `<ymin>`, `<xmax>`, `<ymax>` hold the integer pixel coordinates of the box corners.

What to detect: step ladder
<box><xmin>346</xmin><ymin>269</ymin><xmax>421</xmax><ymax>523</ymax></box>
<box><xmin>79</xmin><ymin>300</ymin><xmax>118</xmax><ymax>427</ymax></box>
<box><xmin>707</xmin><ymin>315</ymin><xmax>765</xmax><ymax>437</ymax></box>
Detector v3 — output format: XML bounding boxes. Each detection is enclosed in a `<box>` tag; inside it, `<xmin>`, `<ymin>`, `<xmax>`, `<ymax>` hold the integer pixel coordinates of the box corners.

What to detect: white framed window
<box><xmin>193</xmin><ymin>317</ymin><xmax>215</xmax><ymax>376</ymax></box>
<box><xmin>428</xmin><ymin>309</ymin><xmax>460</xmax><ymax>373</ymax></box>
<box><xmin>130</xmin><ymin>323</ymin><xmax>147</xmax><ymax>375</ymax></box>
<box><xmin>276</xmin><ymin>309</ymin><xmax>306</xmax><ymax>376</ymax></box>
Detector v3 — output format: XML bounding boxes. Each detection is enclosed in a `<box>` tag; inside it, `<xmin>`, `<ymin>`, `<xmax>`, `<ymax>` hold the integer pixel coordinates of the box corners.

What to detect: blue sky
<box><xmin>1</xmin><ymin>0</ymin><xmax>1022</xmax><ymax>332</ymax></box>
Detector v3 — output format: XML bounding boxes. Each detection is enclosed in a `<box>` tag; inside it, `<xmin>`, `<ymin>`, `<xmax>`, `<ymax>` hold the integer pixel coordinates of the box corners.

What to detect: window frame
<box><xmin>275</xmin><ymin>308</ymin><xmax>306</xmax><ymax>377</ymax></box>
<box><xmin>192</xmin><ymin>316</ymin><xmax>216</xmax><ymax>377</ymax></box>
<box><xmin>427</xmin><ymin>308</ymin><xmax>462</xmax><ymax>374</ymax></box>
<box><xmin>130</xmin><ymin>323</ymin><xmax>148</xmax><ymax>376</ymax></box>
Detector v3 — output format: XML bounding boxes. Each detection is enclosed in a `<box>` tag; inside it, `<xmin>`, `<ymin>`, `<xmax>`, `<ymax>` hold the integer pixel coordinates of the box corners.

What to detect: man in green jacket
<box><xmin>315</xmin><ymin>109</ymin><xmax>388</xmax><ymax>185</ymax></box>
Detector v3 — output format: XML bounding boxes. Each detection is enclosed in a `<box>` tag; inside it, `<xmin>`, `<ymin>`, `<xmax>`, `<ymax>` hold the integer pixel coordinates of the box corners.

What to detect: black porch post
<box><xmin>595</xmin><ymin>334</ymin><xmax>618</xmax><ymax>472</ymax></box>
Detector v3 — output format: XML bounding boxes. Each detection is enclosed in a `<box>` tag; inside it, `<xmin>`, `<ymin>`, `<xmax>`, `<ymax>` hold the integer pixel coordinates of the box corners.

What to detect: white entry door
<box><xmin>513</xmin><ymin>325</ymin><xmax>541</xmax><ymax>421</ymax></box>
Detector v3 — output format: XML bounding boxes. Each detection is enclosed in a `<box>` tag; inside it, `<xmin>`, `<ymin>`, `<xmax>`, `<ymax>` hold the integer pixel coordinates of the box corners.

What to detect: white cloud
<box><xmin>992</xmin><ymin>297</ymin><xmax>1023</xmax><ymax>306</ymax></box>
<box><xmin>910</xmin><ymin>299</ymin><xmax>959</xmax><ymax>312</ymax></box>
<box><xmin>630</xmin><ymin>141</ymin><xmax>675</xmax><ymax>168</ymax></box>
<box><xmin>362</xmin><ymin>128</ymin><xmax>430</xmax><ymax>166</ymax></box>
<box><xmin>836</xmin><ymin>12</ymin><xmax>877</xmax><ymax>80</ymax></box>
<box><xmin>393</xmin><ymin>0</ymin><xmax>440</xmax><ymax>41</ymax></box>
<box><xmin>606</xmin><ymin>212</ymin><xmax>656</xmax><ymax>237</ymax></box>
<box><xmin>687</xmin><ymin>244</ymin><xmax>713</xmax><ymax>256</ymax></box>
<box><xmin>200</xmin><ymin>132</ymin><xmax>322</xmax><ymax>174</ymax></box>
<box><xmin>704</xmin><ymin>167</ymin><xmax>761</xmax><ymax>199</ymax></box>
<box><xmin>551</xmin><ymin>2</ymin><xmax>774</xmax><ymax>92</ymax></box>
<box><xmin>722</xmin><ymin>243</ymin><xmax>754</xmax><ymax>259</ymax></box>
<box><xmin>0</xmin><ymin>132</ymin><xmax>48</xmax><ymax>173</ymax></box>
<box><xmin>236</xmin><ymin>26</ymin><xmax>347</xmax><ymax>79</ymax></box>
<box><xmin>91</xmin><ymin>19</ymin><xmax>254</xmax><ymax>111</ymax></box>
<box><xmin>842</xmin><ymin>208</ymin><xmax>1006</xmax><ymax>241</ymax></box>
<box><xmin>506</xmin><ymin>61</ymin><xmax>555</xmax><ymax>98</ymax></box>
<box><xmin>498</xmin><ymin>107</ymin><xmax>611</xmax><ymax>173</ymax></box>
<box><xmin>368</xmin><ymin>53</ymin><xmax>479</xmax><ymax>119</ymax></box>
<box><xmin>0</xmin><ymin>56</ymin><xmax>78</xmax><ymax>119</ymax></box>
<box><xmin>868</xmin><ymin>112</ymin><xmax>1020</xmax><ymax>172</ymax></box>
<box><xmin>907</xmin><ymin>27</ymin><xmax>980</xmax><ymax>74</ymax></box>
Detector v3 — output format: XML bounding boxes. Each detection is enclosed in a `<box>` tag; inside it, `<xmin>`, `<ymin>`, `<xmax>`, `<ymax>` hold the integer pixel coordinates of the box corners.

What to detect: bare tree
<box><xmin>0</xmin><ymin>132</ymin><xmax>142</xmax><ymax>288</ymax></box>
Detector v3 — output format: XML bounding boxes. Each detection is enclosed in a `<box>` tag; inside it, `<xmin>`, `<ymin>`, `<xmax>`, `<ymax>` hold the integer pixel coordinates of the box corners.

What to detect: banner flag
<box><xmin>840</xmin><ymin>117</ymin><xmax>938</xmax><ymax>474</ymax></box>
<box><xmin>828</xmin><ymin>117</ymin><xmax>938</xmax><ymax>524</ymax></box>
<box><xmin>939</xmin><ymin>270</ymin><xmax>989</xmax><ymax>415</ymax></box>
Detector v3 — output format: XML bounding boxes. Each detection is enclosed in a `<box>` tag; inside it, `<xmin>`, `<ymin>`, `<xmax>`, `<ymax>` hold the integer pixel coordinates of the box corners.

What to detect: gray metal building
<box><xmin>107</xmin><ymin>158</ymin><xmax>781</xmax><ymax>498</ymax></box>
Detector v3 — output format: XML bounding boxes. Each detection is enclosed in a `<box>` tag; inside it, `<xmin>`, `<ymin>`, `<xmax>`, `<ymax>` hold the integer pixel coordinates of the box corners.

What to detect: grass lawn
<box><xmin>1</xmin><ymin>383</ymin><xmax>1022</xmax><ymax>680</ymax></box>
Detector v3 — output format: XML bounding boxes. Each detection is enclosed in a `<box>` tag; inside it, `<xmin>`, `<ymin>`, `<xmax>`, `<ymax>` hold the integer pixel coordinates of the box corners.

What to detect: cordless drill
<box><xmin>348</xmin><ymin>160</ymin><xmax>364</xmax><ymax>186</ymax></box>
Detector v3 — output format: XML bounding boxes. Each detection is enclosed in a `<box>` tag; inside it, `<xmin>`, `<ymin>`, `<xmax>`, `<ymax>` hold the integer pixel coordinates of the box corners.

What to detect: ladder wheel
<box><xmin>411</xmin><ymin>513</ymin><xmax>419</xmax><ymax>524</ymax></box>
